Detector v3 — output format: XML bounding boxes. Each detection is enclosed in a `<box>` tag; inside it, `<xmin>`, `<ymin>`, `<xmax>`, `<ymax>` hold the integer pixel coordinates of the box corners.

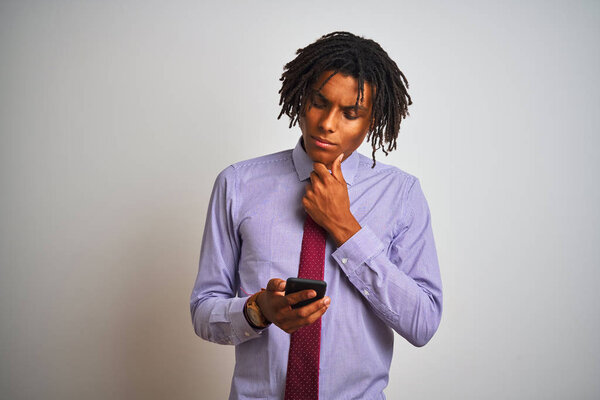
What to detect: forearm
<box><xmin>326</xmin><ymin>211</ymin><xmax>362</xmax><ymax>247</ymax></box>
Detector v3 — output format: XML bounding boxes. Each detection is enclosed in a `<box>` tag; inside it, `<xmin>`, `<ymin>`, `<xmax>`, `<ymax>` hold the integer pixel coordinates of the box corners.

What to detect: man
<box><xmin>190</xmin><ymin>31</ymin><xmax>442</xmax><ymax>399</ymax></box>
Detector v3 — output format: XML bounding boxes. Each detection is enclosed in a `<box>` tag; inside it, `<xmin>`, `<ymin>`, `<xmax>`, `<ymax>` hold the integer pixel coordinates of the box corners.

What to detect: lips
<box><xmin>311</xmin><ymin>136</ymin><xmax>335</xmax><ymax>146</ymax></box>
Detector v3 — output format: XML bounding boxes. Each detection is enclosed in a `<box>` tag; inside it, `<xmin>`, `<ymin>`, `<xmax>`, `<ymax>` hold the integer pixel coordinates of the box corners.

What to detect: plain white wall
<box><xmin>1</xmin><ymin>0</ymin><xmax>598</xmax><ymax>399</ymax></box>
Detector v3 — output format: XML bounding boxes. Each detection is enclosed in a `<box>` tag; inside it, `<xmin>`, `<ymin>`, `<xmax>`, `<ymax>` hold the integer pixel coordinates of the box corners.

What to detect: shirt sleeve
<box><xmin>190</xmin><ymin>166</ymin><xmax>266</xmax><ymax>345</ymax></box>
<box><xmin>331</xmin><ymin>177</ymin><xmax>443</xmax><ymax>347</ymax></box>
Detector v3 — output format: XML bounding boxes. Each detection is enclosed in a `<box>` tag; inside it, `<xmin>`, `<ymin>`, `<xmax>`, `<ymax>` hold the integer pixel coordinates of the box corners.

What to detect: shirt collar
<box><xmin>292</xmin><ymin>136</ymin><xmax>359</xmax><ymax>186</ymax></box>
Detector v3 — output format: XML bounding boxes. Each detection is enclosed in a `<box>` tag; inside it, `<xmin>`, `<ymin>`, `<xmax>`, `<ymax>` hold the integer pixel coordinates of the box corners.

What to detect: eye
<box><xmin>311</xmin><ymin>99</ymin><xmax>326</xmax><ymax>109</ymax></box>
<box><xmin>344</xmin><ymin>113</ymin><xmax>359</xmax><ymax>120</ymax></box>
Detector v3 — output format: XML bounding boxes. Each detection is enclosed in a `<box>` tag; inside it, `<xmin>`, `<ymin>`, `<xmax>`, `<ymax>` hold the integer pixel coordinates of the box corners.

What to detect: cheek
<box><xmin>349</xmin><ymin>124</ymin><xmax>370</xmax><ymax>146</ymax></box>
<box><xmin>349</xmin><ymin>135</ymin><xmax>366</xmax><ymax>151</ymax></box>
<box><xmin>303</xmin><ymin>108</ymin><xmax>318</xmax><ymax>126</ymax></box>
<box><xmin>299</xmin><ymin>113</ymin><xmax>312</xmax><ymax>134</ymax></box>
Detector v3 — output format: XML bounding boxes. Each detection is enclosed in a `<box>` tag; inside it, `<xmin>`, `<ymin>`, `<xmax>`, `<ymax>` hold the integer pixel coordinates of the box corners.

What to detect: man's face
<box><xmin>299</xmin><ymin>70</ymin><xmax>373</xmax><ymax>169</ymax></box>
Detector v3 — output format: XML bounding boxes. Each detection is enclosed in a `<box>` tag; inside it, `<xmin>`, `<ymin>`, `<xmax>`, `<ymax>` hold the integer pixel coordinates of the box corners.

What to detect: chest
<box><xmin>234</xmin><ymin>175</ymin><xmax>402</xmax><ymax>294</ymax></box>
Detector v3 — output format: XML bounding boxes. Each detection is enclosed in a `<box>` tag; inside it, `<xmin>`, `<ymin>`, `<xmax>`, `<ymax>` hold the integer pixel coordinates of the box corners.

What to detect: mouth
<box><xmin>311</xmin><ymin>136</ymin><xmax>336</xmax><ymax>149</ymax></box>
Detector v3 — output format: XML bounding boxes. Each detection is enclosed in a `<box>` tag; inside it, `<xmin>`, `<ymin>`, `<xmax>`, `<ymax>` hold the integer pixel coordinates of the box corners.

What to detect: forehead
<box><xmin>312</xmin><ymin>70</ymin><xmax>373</xmax><ymax>108</ymax></box>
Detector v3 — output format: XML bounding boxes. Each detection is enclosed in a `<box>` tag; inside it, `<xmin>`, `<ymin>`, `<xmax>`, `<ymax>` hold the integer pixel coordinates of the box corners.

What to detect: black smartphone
<box><xmin>285</xmin><ymin>278</ymin><xmax>327</xmax><ymax>309</ymax></box>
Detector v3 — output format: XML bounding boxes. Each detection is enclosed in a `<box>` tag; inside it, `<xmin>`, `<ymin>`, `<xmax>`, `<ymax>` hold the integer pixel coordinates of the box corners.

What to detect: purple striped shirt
<box><xmin>190</xmin><ymin>137</ymin><xmax>443</xmax><ymax>399</ymax></box>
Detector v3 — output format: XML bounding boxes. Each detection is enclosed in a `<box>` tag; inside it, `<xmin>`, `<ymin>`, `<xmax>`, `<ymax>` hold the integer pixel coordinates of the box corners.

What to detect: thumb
<box><xmin>332</xmin><ymin>153</ymin><xmax>345</xmax><ymax>182</ymax></box>
<box><xmin>266</xmin><ymin>278</ymin><xmax>286</xmax><ymax>292</ymax></box>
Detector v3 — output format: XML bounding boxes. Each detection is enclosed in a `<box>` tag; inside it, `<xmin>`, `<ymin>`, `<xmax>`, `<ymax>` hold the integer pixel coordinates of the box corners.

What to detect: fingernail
<box><xmin>308</xmin><ymin>290</ymin><xmax>316</xmax><ymax>298</ymax></box>
<box><xmin>324</xmin><ymin>297</ymin><xmax>330</xmax><ymax>306</ymax></box>
<box><xmin>338</xmin><ymin>153</ymin><xmax>344</xmax><ymax>161</ymax></box>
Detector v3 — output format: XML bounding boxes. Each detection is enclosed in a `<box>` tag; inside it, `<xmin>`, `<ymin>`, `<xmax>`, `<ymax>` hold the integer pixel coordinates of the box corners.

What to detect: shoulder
<box><xmin>214</xmin><ymin>149</ymin><xmax>294</xmax><ymax>185</ymax></box>
<box><xmin>230</xmin><ymin>149</ymin><xmax>293</xmax><ymax>172</ymax></box>
<box><xmin>354</xmin><ymin>152</ymin><xmax>418</xmax><ymax>191</ymax></box>
<box><xmin>354</xmin><ymin>153</ymin><xmax>431</xmax><ymax>222</ymax></box>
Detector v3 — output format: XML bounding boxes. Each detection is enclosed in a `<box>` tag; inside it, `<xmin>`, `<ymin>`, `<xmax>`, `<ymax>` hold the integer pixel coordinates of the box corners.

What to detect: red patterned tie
<box><xmin>284</xmin><ymin>214</ymin><xmax>326</xmax><ymax>400</ymax></box>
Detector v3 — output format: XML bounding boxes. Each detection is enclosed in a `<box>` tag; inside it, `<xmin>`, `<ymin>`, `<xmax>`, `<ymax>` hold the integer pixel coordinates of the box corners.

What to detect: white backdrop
<box><xmin>1</xmin><ymin>1</ymin><xmax>599</xmax><ymax>399</ymax></box>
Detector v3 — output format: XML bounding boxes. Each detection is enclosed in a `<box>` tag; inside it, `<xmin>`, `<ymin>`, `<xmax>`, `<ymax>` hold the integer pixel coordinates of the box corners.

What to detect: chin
<box><xmin>305</xmin><ymin>148</ymin><xmax>331</xmax><ymax>164</ymax></box>
<box><xmin>302</xmin><ymin>134</ymin><xmax>337</xmax><ymax>166</ymax></box>
<box><xmin>313</xmin><ymin>155</ymin><xmax>336</xmax><ymax>168</ymax></box>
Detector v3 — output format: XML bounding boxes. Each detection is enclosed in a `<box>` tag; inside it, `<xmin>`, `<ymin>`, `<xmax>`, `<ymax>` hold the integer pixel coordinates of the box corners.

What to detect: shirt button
<box><xmin>363</xmin><ymin>289</ymin><xmax>369</xmax><ymax>296</ymax></box>
<box><xmin>244</xmin><ymin>331</ymin><xmax>250</xmax><ymax>337</ymax></box>
<box><xmin>341</xmin><ymin>257</ymin><xmax>348</xmax><ymax>264</ymax></box>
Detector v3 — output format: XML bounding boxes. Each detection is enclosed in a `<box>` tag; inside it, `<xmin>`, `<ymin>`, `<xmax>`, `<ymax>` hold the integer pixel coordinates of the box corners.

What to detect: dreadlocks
<box><xmin>277</xmin><ymin>31</ymin><xmax>412</xmax><ymax>167</ymax></box>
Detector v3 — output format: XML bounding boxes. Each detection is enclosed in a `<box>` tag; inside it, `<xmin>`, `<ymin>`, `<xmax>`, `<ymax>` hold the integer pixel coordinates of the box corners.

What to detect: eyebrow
<box><xmin>313</xmin><ymin>91</ymin><xmax>369</xmax><ymax>112</ymax></box>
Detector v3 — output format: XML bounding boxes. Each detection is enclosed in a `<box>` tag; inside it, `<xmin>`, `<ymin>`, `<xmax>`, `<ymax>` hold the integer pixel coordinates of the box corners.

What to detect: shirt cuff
<box><xmin>331</xmin><ymin>225</ymin><xmax>386</xmax><ymax>276</ymax></box>
<box><xmin>229</xmin><ymin>296</ymin><xmax>267</xmax><ymax>344</ymax></box>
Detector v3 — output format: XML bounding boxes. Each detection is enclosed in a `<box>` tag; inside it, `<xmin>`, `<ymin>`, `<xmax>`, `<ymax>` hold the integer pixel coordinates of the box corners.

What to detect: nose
<box><xmin>319</xmin><ymin>109</ymin><xmax>337</xmax><ymax>133</ymax></box>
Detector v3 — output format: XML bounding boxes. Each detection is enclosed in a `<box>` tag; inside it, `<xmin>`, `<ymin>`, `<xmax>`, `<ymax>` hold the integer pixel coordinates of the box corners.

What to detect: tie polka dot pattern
<box><xmin>284</xmin><ymin>214</ymin><xmax>326</xmax><ymax>400</ymax></box>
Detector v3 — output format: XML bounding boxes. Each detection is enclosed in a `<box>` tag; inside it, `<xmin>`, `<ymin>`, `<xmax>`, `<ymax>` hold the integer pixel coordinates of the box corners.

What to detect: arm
<box><xmin>304</xmin><ymin>157</ymin><xmax>442</xmax><ymax>347</ymax></box>
<box><xmin>189</xmin><ymin>166</ymin><xmax>265</xmax><ymax>345</ymax></box>
<box><xmin>331</xmin><ymin>177</ymin><xmax>443</xmax><ymax>347</ymax></box>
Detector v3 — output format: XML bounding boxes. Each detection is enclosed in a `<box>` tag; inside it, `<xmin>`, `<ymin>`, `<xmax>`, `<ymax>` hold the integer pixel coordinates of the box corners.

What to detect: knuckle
<box><xmin>297</xmin><ymin>308</ymin><xmax>308</xmax><ymax>318</ymax></box>
<box><xmin>275</xmin><ymin>311</ymin><xmax>285</xmax><ymax>322</ymax></box>
<box><xmin>267</xmin><ymin>278</ymin><xmax>279</xmax><ymax>289</ymax></box>
<box><xmin>298</xmin><ymin>293</ymin><xmax>310</xmax><ymax>303</ymax></box>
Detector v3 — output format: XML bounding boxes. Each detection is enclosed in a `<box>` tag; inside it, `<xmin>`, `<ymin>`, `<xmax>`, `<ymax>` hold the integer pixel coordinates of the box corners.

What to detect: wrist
<box><xmin>331</xmin><ymin>216</ymin><xmax>361</xmax><ymax>247</ymax></box>
<box><xmin>244</xmin><ymin>290</ymin><xmax>271</xmax><ymax>329</ymax></box>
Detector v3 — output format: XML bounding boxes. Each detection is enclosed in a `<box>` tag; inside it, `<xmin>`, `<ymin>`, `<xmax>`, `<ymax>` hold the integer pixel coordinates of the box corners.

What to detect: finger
<box><xmin>295</xmin><ymin>296</ymin><xmax>330</xmax><ymax>318</ymax></box>
<box><xmin>303</xmin><ymin>190</ymin><xmax>313</xmax><ymax>205</ymax></box>
<box><xmin>312</xmin><ymin>163</ymin><xmax>330</xmax><ymax>180</ymax></box>
<box><xmin>287</xmin><ymin>297</ymin><xmax>330</xmax><ymax>332</ymax></box>
<box><xmin>301</xmin><ymin>196</ymin><xmax>310</xmax><ymax>210</ymax></box>
<box><xmin>303</xmin><ymin>187</ymin><xmax>314</xmax><ymax>202</ymax></box>
<box><xmin>303</xmin><ymin>299</ymin><xmax>330</xmax><ymax>324</ymax></box>
<box><xmin>309</xmin><ymin>171</ymin><xmax>323</xmax><ymax>187</ymax></box>
<box><xmin>266</xmin><ymin>278</ymin><xmax>286</xmax><ymax>292</ymax></box>
<box><xmin>331</xmin><ymin>153</ymin><xmax>345</xmax><ymax>183</ymax></box>
<box><xmin>285</xmin><ymin>289</ymin><xmax>317</xmax><ymax>306</ymax></box>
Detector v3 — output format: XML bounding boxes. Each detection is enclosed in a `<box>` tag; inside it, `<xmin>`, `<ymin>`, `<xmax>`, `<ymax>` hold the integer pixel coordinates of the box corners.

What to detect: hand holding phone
<box><xmin>257</xmin><ymin>277</ymin><xmax>330</xmax><ymax>334</ymax></box>
<box><xmin>285</xmin><ymin>278</ymin><xmax>327</xmax><ymax>309</ymax></box>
